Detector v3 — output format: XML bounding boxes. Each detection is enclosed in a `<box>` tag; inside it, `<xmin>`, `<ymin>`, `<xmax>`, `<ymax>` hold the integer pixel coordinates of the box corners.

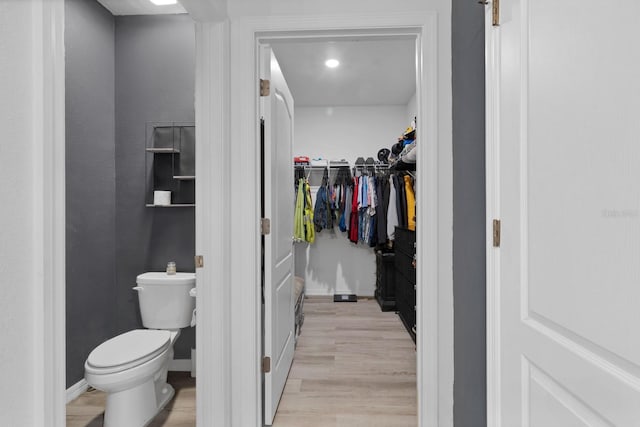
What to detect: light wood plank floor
<box><xmin>66</xmin><ymin>371</ymin><xmax>195</xmax><ymax>427</ymax></box>
<box><xmin>66</xmin><ymin>297</ymin><xmax>416</xmax><ymax>427</ymax></box>
<box><xmin>272</xmin><ymin>297</ymin><xmax>417</xmax><ymax>427</ymax></box>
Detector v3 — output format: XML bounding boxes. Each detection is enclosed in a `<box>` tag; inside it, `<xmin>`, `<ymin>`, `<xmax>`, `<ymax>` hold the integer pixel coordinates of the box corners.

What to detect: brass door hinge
<box><xmin>195</xmin><ymin>255</ymin><xmax>204</xmax><ymax>268</ymax></box>
<box><xmin>261</xmin><ymin>218</ymin><xmax>271</xmax><ymax>235</ymax></box>
<box><xmin>262</xmin><ymin>356</ymin><xmax>271</xmax><ymax>373</ymax></box>
<box><xmin>260</xmin><ymin>79</ymin><xmax>270</xmax><ymax>96</ymax></box>
<box><xmin>493</xmin><ymin>219</ymin><xmax>501</xmax><ymax>247</ymax></box>
<box><xmin>492</xmin><ymin>0</ymin><xmax>500</xmax><ymax>26</ymax></box>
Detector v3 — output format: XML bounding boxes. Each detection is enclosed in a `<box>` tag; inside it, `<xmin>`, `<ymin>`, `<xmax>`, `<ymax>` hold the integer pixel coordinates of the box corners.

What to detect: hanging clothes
<box><xmin>303</xmin><ymin>180</ymin><xmax>315</xmax><ymax>243</ymax></box>
<box><xmin>392</xmin><ymin>175</ymin><xmax>405</xmax><ymax>228</ymax></box>
<box><xmin>293</xmin><ymin>178</ymin><xmax>315</xmax><ymax>244</ymax></box>
<box><xmin>294</xmin><ymin>178</ymin><xmax>306</xmax><ymax>242</ymax></box>
<box><xmin>404</xmin><ymin>175</ymin><xmax>416</xmax><ymax>231</ymax></box>
<box><xmin>349</xmin><ymin>176</ymin><xmax>359</xmax><ymax>244</ymax></box>
<box><xmin>313</xmin><ymin>185</ymin><xmax>328</xmax><ymax>232</ymax></box>
<box><xmin>376</xmin><ymin>175</ymin><xmax>390</xmax><ymax>244</ymax></box>
<box><xmin>387</xmin><ymin>175</ymin><xmax>399</xmax><ymax>240</ymax></box>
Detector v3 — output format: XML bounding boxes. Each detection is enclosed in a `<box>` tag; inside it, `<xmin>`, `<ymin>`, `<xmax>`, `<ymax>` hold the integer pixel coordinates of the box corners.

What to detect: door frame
<box><xmin>226</xmin><ymin>12</ymin><xmax>453</xmax><ymax>426</ymax></box>
<box><xmin>484</xmin><ymin>3</ymin><xmax>502</xmax><ymax>424</ymax></box>
<box><xmin>32</xmin><ymin>0</ymin><xmax>66</xmax><ymax>426</ymax></box>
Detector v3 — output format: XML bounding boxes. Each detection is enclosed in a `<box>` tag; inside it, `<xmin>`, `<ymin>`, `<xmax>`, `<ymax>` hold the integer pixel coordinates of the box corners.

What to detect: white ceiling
<box><xmin>92</xmin><ymin>1</ymin><xmax>416</xmax><ymax>107</ymax></box>
<box><xmin>96</xmin><ymin>0</ymin><xmax>187</xmax><ymax>15</ymax></box>
<box><xmin>271</xmin><ymin>38</ymin><xmax>416</xmax><ymax>107</ymax></box>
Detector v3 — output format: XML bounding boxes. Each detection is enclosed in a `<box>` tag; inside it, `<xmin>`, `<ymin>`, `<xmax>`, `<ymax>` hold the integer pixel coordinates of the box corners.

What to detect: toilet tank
<box><xmin>134</xmin><ymin>272</ymin><xmax>196</xmax><ymax>329</ymax></box>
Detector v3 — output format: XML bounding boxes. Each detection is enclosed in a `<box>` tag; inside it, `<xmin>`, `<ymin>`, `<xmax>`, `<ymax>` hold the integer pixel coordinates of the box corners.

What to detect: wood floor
<box><xmin>272</xmin><ymin>297</ymin><xmax>417</xmax><ymax>427</ymax></box>
<box><xmin>66</xmin><ymin>297</ymin><xmax>416</xmax><ymax>427</ymax></box>
<box><xmin>66</xmin><ymin>371</ymin><xmax>195</xmax><ymax>427</ymax></box>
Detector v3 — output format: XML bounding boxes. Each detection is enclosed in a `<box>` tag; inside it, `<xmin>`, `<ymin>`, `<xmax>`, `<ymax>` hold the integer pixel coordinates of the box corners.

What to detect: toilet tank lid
<box><xmin>136</xmin><ymin>272</ymin><xmax>195</xmax><ymax>286</ymax></box>
<box><xmin>86</xmin><ymin>329</ymin><xmax>171</xmax><ymax>370</ymax></box>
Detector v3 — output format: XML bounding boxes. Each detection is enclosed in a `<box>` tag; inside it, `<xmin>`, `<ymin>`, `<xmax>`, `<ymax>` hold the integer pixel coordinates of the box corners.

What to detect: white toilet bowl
<box><xmin>84</xmin><ymin>272</ymin><xmax>195</xmax><ymax>427</ymax></box>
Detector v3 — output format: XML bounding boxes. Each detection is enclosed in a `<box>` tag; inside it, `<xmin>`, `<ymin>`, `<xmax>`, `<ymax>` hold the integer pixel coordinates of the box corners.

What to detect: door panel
<box><xmin>489</xmin><ymin>0</ymin><xmax>640</xmax><ymax>425</ymax></box>
<box><xmin>261</xmin><ymin>46</ymin><xmax>295</xmax><ymax>426</ymax></box>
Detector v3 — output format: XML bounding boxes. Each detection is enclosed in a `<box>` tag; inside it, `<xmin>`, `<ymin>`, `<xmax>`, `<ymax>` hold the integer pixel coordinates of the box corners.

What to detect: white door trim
<box><xmin>35</xmin><ymin>0</ymin><xmax>66</xmax><ymax>426</ymax></box>
<box><xmin>485</xmin><ymin>4</ymin><xmax>501</xmax><ymax>425</ymax></box>
<box><xmin>226</xmin><ymin>12</ymin><xmax>453</xmax><ymax>427</ymax></box>
<box><xmin>194</xmin><ymin>19</ymin><xmax>232</xmax><ymax>427</ymax></box>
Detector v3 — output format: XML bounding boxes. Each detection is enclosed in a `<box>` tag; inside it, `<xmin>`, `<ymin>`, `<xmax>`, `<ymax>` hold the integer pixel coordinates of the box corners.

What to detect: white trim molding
<box><xmin>33</xmin><ymin>0</ymin><xmax>66</xmax><ymax>426</ymax></box>
<box><xmin>222</xmin><ymin>11</ymin><xmax>453</xmax><ymax>427</ymax></box>
<box><xmin>194</xmin><ymin>19</ymin><xmax>232</xmax><ymax>427</ymax></box>
<box><xmin>485</xmin><ymin>4</ymin><xmax>502</xmax><ymax>426</ymax></box>
<box><xmin>66</xmin><ymin>379</ymin><xmax>89</xmax><ymax>404</ymax></box>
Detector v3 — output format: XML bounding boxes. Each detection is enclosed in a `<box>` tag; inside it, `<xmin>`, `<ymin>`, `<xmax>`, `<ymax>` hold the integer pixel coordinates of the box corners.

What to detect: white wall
<box><xmin>406</xmin><ymin>92</ymin><xmax>417</xmax><ymax>124</ymax></box>
<box><xmin>0</xmin><ymin>2</ymin><xmax>39</xmax><ymax>425</ymax></box>
<box><xmin>294</xmin><ymin>105</ymin><xmax>408</xmax><ymax>296</ymax></box>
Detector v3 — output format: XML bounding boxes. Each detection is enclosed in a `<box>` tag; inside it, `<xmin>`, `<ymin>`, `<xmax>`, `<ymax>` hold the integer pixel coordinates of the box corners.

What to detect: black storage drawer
<box><xmin>395</xmin><ymin>253</ymin><xmax>416</xmax><ymax>285</ymax></box>
<box><xmin>375</xmin><ymin>251</ymin><xmax>396</xmax><ymax>311</ymax></box>
<box><xmin>394</xmin><ymin>226</ymin><xmax>416</xmax><ymax>342</ymax></box>
<box><xmin>395</xmin><ymin>227</ymin><xmax>416</xmax><ymax>257</ymax></box>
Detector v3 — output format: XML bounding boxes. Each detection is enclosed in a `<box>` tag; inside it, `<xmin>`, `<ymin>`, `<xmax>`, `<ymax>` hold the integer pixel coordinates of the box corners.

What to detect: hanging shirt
<box><xmin>349</xmin><ymin>177</ymin><xmax>359</xmax><ymax>243</ymax></box>
<box><xmin>303</xmin><ymin>180</ymin><xmax>315</xmax><ymax>243</ymax></box>
<box><xmin>294</xmin><ymin>178</ymin><xmax>305</xmax><ymax>242</ymax></box>
<box><xmin>343</xmin><ymin>185</ymin><xmax>352</xmax><ymax>232</ymax></box>
<box><xmin>376</xmin><ymin>176</ymin><xmax>390</xmax><ymax>244</ymax></box>
<box><xmin>387</xmin><ymin>175</ymin><xmax>399</xmax><ymax>239</ymax></box>
<box><xmin>404</xmin><ymin>175</ymin><xmax>416</xmax><ymax>231</ymax></box>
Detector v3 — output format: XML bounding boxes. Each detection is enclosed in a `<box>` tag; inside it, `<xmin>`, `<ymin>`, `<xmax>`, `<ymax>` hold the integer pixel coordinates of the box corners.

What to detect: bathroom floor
<box><xmin>66</xmin><ymin>298</ymin><xmax>415</xmax><ymax>427</ymax></box>
<box><xmin>66</xmin><ymin>371</ymin><xmax>195</xmax><ymax>427</ymax></box>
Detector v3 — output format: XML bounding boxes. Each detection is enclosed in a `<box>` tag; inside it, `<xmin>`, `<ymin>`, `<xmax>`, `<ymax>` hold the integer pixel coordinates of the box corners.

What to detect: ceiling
<box><xmin>271</xmin><ymin>38</ymin><xmax>416</xmax><ymax>107</ymax></box>
<box><xmin>96</xmin><ymin>0</ymin><xmax>187</xmax><ymax>15</ymax></box>
<box><xmin>93</xmin><ymin>2</ymin><xmax>417</xmax><ymax>107</ymax></box>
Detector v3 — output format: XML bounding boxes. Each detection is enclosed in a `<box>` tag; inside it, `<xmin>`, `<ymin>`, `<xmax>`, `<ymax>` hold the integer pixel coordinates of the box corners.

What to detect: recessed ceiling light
<box><xmin>150</xmin><ymin>0</ymin><xmax>177</xmax><ymax>5</ymax></box>
<box><xmin>325</xmin><ymin>59</ymin><xmax>340</xmax><ymax>68</ymax></box>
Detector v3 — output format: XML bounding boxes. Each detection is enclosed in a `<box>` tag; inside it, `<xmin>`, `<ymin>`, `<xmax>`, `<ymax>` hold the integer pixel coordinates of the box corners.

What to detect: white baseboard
<box><xmin>66</xmin><ymin>379</ymin><xmax>89</xmax><ymax>403</ymax></box>
<box><xmin>169</xmin><ymin>358</ymin><xmax>192</xmax><ymax>372</ymax></box>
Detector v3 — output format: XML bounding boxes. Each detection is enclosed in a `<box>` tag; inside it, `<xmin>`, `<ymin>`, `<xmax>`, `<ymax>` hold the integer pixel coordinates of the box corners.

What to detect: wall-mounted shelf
<box><xmin>145</xmin><ymin>122</ymin><xmax>195</xmax><ymax>207</ymax></box>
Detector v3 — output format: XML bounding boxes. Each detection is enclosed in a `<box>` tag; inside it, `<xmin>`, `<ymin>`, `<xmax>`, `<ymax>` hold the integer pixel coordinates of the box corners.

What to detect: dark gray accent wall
<box><xmin>115</xmin><ymin>15</ymin><xmax>196</xmax><ymax>358</ymax></box>
<box><xmin>452</xmin><ymin>1</ymin><xmax>487</xmax><ymax>426</ymax></box>
<box><xmin>65</xmin><ymin>0</ymin><xmax>116</xmax><ymax>387</ymax></box>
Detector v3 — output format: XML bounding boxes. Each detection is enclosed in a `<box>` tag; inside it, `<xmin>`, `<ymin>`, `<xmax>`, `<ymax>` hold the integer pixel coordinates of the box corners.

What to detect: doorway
<box><xmin>260</xmin><ymin>34</ymin><xmax>419</xmax><ymax>425</ymax></box>
<box><xmin>220</xmin><ymin>11</ymin><xmax>452</xmax><ymax>425</ymax></box>
<box><xmin>64</xmin><ymin>1</ymin><xmax>198</xmax><ymax>425</ymax></box>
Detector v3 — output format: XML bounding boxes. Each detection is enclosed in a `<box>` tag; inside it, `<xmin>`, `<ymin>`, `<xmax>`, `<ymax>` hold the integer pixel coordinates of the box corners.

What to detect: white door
<box><xmin>260</xmin><ymin>45</ymin><xmax>296</xmax><ymax>426</ymax></box>
<box><xmin>487</xmin><ymin>0</ymin><xmax>640</xmax><ymax>425</ymax></box>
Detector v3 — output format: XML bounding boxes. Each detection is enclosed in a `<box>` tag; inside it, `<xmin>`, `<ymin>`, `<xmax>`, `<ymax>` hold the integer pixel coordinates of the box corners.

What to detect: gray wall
<box><xmin>65</xmin><ymin>6</ymin><xmax>196</xmax><ymax>387</ymax></box>
<box><xmin>452</xmin><ymin>1</ymin><xmax>487</xmax><ymax>426</ymax></box>
<box><xmin>115</xmin><ymin>15</ymin><xmax>196</xmax><ymax>358</ymax></box>
<box><xmin>65</xmin><ymin>0</ymin><xmax>116</xmax><ymax>387</ymax></box>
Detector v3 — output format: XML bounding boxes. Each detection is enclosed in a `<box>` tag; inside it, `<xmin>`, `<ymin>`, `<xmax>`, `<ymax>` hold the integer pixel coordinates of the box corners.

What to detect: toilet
<box><xmin>84</xmin><ymin>272</ymin><xmax>195</xmax><ymax>427</ymax></box>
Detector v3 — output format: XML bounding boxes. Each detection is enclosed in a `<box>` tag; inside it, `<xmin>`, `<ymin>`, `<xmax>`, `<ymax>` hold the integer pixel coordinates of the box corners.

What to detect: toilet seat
<box><xmin>86</xmin><ymin>329</ymin><xmax>171</xmax><ymax>375</ymax></box>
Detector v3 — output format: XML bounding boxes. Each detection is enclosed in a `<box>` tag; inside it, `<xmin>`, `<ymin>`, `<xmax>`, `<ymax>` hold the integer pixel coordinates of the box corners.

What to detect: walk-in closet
<box><xmin>265</xmin><ymin>36</ymin><xmax>420</xmax><ymax>426</ymax></box>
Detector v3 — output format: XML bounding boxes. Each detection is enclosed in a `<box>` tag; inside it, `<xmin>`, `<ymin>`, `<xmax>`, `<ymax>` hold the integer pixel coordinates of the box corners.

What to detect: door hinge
<box><xmin>493</xmin><ymin>219</ymin><xmax>501</xmax><ymax>247</ymax></box>
<box><xmin>194</xmin><ymin>255</ymin><xmax>204</xmax><ymax>268</ymax></box>
<box><xmin>260</xmin><ymin>79</ymin><xmax>270</xmax><ymax>96</ymax></box>
<box><xmin>492</xmin><ymin>0</ymin><xmax>500</xmax><ymax>26</ymax></box>
<box><xmin>262</xmin><ymin>356</ymin><xmax>271</xmax><ymax>373</ymax></box>
<box><xmin>261</xmin><ymin>218</ymin><xmax>271</xmax><ymax>235</ymax></box>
